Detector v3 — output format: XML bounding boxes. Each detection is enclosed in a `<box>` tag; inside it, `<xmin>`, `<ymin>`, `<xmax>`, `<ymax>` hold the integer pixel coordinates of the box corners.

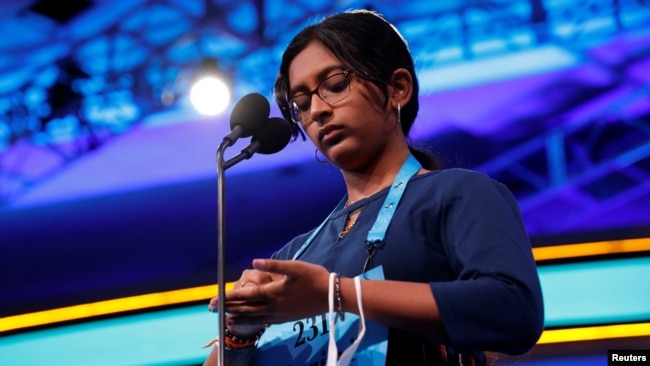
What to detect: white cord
<box><xmin>327</xmin><ymin>273</ymin><xmax>338</xmax><ymax>365</ymax></box>
<box><xmin>327</xmin><ymin>274</ymin><xmax>366</xmax><ymax>366</ymax></box>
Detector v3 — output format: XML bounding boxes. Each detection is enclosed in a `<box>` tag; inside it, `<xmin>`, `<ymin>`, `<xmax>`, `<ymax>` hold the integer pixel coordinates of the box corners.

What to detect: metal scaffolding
<box><xmin>0</xmin><ymin>0</ymin><xmax>649</xmax><ymax>220</ymax></box>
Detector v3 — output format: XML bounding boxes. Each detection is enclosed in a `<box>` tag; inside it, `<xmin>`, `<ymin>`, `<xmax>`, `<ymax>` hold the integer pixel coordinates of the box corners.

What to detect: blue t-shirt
<box><xmin>272</xmin><ymin>168</ymin><xmax>544</xmax><ymax>364</ymax></box>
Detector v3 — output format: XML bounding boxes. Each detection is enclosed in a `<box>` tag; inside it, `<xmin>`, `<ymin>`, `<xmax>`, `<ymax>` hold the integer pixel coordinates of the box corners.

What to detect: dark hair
<box><xmin>273</xmin><ymin>10</ymin><xmax>442</xmax><ymax>170</ymax></box>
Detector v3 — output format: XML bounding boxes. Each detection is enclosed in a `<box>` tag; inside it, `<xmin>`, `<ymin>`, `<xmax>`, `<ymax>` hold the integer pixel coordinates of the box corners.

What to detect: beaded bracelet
<box><xmin>335</xmin><ymin>273</ymin><xmax>345</xmax><ymax>321</ymax></box>
<box><xmin>224</xmin><ymin>327</ymin><xmax>267</xmax><ymax>350</ymax></box>
<box><xmin>202</xmin><ymin>326</ymin><xmax>267</xmax><ymax>350</ymax></box>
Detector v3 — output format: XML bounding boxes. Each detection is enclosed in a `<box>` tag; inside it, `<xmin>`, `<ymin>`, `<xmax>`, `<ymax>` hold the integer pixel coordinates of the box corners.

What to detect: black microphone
<box><xmin>246</xmin><ymin>117</ymin><xmax>292</xmax><ymax>154</ymax></box>
<box><xmin>224</xmin><ymin>117</ymin><xmax>292</xmax><ymax>169</ymax></box>
<box><xmin>222</xmin><ymin>93</ymin><xmax>270</xmax><ymax>147</ymax></box>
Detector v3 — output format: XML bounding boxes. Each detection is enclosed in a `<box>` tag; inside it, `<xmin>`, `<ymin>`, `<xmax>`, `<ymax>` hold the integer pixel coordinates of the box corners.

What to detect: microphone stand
<box><xmin>213</xmin><ymin>112</ymin><xmax>289</xmax><ymax>365</ymax></box>
<box><xmin>216</xmin><ymin>140</ymin><xmax>229</xmax><ymax>366</ymax></box>
<box><xmin>216</xmin><ymin>139</ymin><xmax>262</xmax><ymax>366</ymax></box>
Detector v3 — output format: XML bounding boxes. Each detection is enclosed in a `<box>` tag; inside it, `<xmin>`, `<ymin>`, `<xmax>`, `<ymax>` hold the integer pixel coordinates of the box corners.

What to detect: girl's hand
<box><xmin>208</xmin><ymin>267</ymin><xmax>279</xmax><ymax>336</ymax></box>
<box><xmin>224</xmin><ymin>259</ymin><xmax>331</xmax><ymax>325</ymax></box>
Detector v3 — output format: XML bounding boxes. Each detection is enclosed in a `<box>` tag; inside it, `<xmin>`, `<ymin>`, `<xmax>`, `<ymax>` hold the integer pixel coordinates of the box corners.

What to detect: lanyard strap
<box><xmin>366</xmin><ymin>154</ymin><xmax>421</xmax><ymax>243</ymax></box>
<box><xmin>292</xmin><ymin>155</ymin><xmax>421</xmax><ymax>261</ymax></box>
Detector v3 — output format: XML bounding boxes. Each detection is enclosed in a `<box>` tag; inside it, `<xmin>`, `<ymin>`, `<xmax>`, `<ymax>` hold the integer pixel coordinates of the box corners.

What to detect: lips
<box><xmin>318</xmin><ymin>124</ymin><xmax>344</xmax><ymax>143</ymax></box>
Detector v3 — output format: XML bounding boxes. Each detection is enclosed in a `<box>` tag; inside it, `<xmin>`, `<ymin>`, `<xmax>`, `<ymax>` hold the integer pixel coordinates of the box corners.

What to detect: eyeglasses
<box><xmin>288</xmin><ymin>70</ymin><xmax>352</xmax><ymax>124</ymax></box>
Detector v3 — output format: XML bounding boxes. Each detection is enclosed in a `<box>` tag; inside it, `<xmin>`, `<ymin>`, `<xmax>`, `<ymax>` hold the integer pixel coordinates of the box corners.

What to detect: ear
<box><xmin>388</xmin><ymin>68</ymin><xmax>413</xmax><ymax>109</ymax></box>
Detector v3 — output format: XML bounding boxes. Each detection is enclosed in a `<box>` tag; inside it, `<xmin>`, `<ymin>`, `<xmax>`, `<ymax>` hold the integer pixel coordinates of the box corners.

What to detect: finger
<box><xmin>238</xmin><ymin>269</ymin><xmax>275</xmax><ymax>285</ymax></box>
<box><xmin>209</xmin><ymin>298</ymin><xmax>268</xmax><ymax>316</ymax></box>
<box><xmin>208</xmin><ymin>275</ymin><xmax>264</xmax><ymax>312</ymax></box>
<box><xmin>208</xmin><ymin>294</ymin><xmax>257</xmax><ymax>312</ymax></box>
<box><xmin>208</xmin><ymin>297</ymin><xmax>219</xmax><ymax>313</ymax></box>
<box><xmin>226</xmin><ymin>301</ymin><xmax>270</xmax><ymax>317</ymax></box>
<box><xmin>236</xmin><ymin>280</ymin><xmax>254</xmax><ymax>289</ymax></box>
<box><xmin>226</xmin><ymin>285</ymin><xmax>268</xmax><ymax>302</ymax></box>
<box><xmin>252</xmin><ymin>258</ymin><xmax>305</xmax><ymax>278</ymax></box>
<box><xmin>226</xmin><ymin>314</ymin><xmax>268</xmax><ymax>327</ymax></box>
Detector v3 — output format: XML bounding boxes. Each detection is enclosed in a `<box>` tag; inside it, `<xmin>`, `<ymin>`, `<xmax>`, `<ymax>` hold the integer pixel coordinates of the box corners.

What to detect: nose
<box><xmin>307</xmin><ymin>93</ymin><xmax>331</xmax><ymax>123</ymax></box>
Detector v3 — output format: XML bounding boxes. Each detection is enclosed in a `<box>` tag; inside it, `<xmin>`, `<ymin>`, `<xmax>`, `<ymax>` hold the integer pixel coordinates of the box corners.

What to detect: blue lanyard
<box><xmin>292</xmin><ymin>155</ymin><xmax>422</xmax><ymax>261</ymax></box>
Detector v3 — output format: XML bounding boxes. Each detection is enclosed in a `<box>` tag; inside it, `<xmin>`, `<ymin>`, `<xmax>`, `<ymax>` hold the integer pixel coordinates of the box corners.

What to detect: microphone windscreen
<box><xmin>229</xmin><ymin>93</ymin><xmax>270</xmax><ymax>137</ymax></box>
<box><xmin>254</xmin><ymin>117</ymin><xmax>292</xmax><ymax>154</ymax></box>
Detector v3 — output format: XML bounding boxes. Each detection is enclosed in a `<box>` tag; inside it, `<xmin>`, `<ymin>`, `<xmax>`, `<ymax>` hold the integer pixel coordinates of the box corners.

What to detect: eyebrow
<box><xmin>289</xmin><ymin>65</ymin><xmax>346</xmax><ymax>97</ymax></box>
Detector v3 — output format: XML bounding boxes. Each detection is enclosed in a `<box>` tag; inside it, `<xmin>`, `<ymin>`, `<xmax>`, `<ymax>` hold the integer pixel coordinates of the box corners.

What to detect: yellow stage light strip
<box><xmin>532</xmin><ymin>237</ymin><xmax>650</xmax><ymax>262</ymax></box>
<box><xmin>537</xmin><ymin>322</ymin><xmax>650</xmax><ymax>344</ymax></box>
<box><xmin>0</xmin><ymin>282</ymin><xmax>234</xmax><ymax>333</ymax></box>
<box><xmin>2</xmin><ymin>237</ymin><xmax>649</xmax><ymax>334</ymax></box>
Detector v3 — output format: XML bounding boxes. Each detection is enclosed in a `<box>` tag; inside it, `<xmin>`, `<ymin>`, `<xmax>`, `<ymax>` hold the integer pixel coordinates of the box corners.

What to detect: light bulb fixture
<box><xmin>190</xmin><ymin>58</ymin><xmax>231</xmax><ymax>116</ymax></box>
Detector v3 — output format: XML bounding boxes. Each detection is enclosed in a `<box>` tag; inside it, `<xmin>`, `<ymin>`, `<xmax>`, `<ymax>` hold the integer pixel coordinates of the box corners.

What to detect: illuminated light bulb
<box><xmin>190</xmin><ymin>76</ymin><xmax>231</xmax><ymax>116</ymax></box>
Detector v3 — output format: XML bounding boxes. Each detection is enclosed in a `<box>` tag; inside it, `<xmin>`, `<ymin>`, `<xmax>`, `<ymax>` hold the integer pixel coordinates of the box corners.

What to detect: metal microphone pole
<box><xmin>212</xmin><ymin>106</ymin><xmax>289</xmax><ymax>365</ymax></box>
<box><xmin>216</xmin><ymin>140</ymin><xmax>229</xmax><ymax>366</ymax></box>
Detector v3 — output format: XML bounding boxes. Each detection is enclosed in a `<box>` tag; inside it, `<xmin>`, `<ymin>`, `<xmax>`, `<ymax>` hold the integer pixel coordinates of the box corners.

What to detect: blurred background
<box><xmin>1</xmin><ymin>0</ymin><xmax>649</xmax><ymax>365</ymax></box>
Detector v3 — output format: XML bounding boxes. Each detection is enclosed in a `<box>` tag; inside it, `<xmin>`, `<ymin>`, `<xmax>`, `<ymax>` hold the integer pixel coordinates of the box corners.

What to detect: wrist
<box><xmin>227</xmin><ymin>323</ymin><xmax>265</xmax><ymax>338</ymax></box>
<box><xmin>334</xmin><ymin>273</ymin><xmax>344</xmax><ymax>321</ymax></box>
<box><xmin>338</xmin><ymin>276</ymin><xmax>357</xmax><ymax>314</ymax></box>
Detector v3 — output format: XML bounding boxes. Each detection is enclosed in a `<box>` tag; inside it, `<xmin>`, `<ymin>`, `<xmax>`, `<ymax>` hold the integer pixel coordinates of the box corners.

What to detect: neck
<box><xmin>341</xmin><ymin>149</ymin><xmax>414</xmax><ymax>205</ymax></box>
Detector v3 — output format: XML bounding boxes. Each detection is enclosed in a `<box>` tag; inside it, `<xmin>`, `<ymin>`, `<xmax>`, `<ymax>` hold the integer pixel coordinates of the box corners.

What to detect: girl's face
<box><xmin>287</xmin><ymin>41</ymin><xmax>403</xmax><ymax>171</ymax></box>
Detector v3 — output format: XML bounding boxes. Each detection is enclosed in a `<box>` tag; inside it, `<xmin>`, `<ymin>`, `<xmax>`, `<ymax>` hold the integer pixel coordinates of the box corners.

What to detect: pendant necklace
<box><xmin>338</xmin><ymin>206</ymin><xmax>363</xmax><ymax>239</ymax></box>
